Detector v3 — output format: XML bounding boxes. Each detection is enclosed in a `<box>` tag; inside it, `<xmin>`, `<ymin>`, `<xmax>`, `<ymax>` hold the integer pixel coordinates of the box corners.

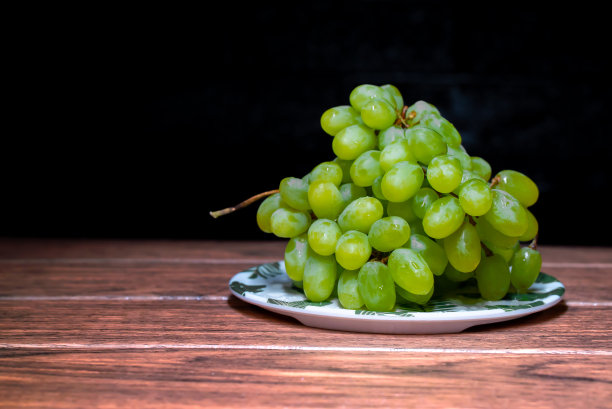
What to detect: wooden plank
<box><xmin>0</xmin><ymin>238</ymin><xmax>286</xmax><ymax>261</ymax></box>
<box><xmin>0</xmin><ymin>263</ymin><xmax>244</xmax><ymax>297</ymax></box>
<box><xmin>539</xmin><ymin>246</ymin><xmax>612</xmax><ymax>264</ymax></box>
<box><xmin>0</xmin><ymin>261</ymin><xmax>609</xmax><ymax>302</ymax></box>
<box><xmin>540</xmin><ymin>266</ymin><xmax>612</xmax><ymax>302</ymax></box>
<box><xmin>0</xmin><ymin>349</ymin><xmax>609</xmax><ymax>408</ymax></box>
<box><xmin>0</xmin><ymin>239</ymin><xmax>610</xmax><ymax>265</ymax></box>
<box><xmin>0</xmin><ymin>300</ymin><xmax>610</xmax><ymax>351</ymax></box>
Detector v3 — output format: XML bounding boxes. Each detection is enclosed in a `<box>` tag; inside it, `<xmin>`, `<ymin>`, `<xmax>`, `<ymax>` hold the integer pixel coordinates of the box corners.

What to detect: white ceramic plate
<box><xmin>229</xmin><ymin>261</ymin><xmax>565</xmax><ymax>334</ymax></box>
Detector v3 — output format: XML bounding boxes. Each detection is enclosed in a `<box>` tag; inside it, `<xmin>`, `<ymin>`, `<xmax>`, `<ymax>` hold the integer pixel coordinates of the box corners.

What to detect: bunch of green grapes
<box><xmin>254</xmin><ymin>84</ymin><xmax>542</xmax><ymax>311</ymax></box>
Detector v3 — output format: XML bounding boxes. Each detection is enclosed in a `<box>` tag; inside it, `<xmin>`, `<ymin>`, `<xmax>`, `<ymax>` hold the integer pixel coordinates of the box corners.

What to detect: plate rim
<box><xmin>228</xmin><ymin>260</ymin><xmax>565</xmax><ymax>324</ymax></box>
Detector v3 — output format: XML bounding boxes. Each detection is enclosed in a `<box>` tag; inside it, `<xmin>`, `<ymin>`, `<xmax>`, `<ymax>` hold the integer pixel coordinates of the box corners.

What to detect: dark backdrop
<box><xmin>3</xmin><ymin>2</ymin><xmax>611</xmax><ymax>246</ymax></box>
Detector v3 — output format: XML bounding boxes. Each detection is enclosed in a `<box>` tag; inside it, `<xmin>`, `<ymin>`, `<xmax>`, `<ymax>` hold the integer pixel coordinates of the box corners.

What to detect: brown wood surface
<box><xmin>0</xmin><ymin>239</ymin><xmax>611</xmax><ymax>408</ymax></box>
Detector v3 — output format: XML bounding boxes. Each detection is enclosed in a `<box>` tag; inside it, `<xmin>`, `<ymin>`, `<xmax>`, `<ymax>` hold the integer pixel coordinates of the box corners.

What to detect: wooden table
<box><xmin>0</xmin><ymin>238</ymin><xmax>610</xmax><ymax>408</ymax></box>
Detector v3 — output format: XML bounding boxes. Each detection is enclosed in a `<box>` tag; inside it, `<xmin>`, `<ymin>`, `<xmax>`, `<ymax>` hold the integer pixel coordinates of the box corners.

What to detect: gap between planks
<box><xmin>0</xmin><ymin>258</ymin><xmax>278</xmax><ymax>265</ymax></box>
<box><xmin>0</xmin><ymin>343</ymin><xmax>610</xmax><ymax>356</ymax></box>
<box><xmin>0</xmin><ymin>295</ymin><xmax>230</xmax><ymax>301</ymax></box>
<box><xmin>0</xmin><ymin>295</ymin><xmax>608</xmax><ymax>307</ymax></box>
<box><xmin>0</xmin><ymin>258</ymin><xmax>610</xmax><ymax>268</ymax></box>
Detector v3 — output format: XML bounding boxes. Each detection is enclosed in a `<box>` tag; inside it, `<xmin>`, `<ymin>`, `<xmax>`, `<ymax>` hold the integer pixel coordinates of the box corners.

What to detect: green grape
<box><xmin>470</xmin><ymin>156</ymin><xmax>492</xmax><ymax>181</ymax></box>
<box><xmin>284</xmin><ymin>234</ymin><xmax>310</xmax><ymax>281</ymax></box>
<box><xmin>338</xmin><ymin>196</ymin><xmax>384</xmax><ymax>233</ymax></box>
<box><xmin>379</xmin><ymin>139</ymin><xmax>417</xmax><ymax>172</ymax></box>
<box><xmin>446</xmin><ymin>145</ymin><xmax>472</xmax><ymax>171</ymax></box>
<box><xmin>332</xmin><ymin>124</ymin><xmax>377</xmax><ymax>160</ymax></box>
<box><xmin>349</xmin><ymin>84</ymin><xmax>391</xmax><ymax>112</ymax></box>
<box><xmin>388</xmin><ymin>248</ymin><xmax>434</xmax><ymax>295</ymax></box>
<box><xmin>307</xmin><ymin>219</ymin><xmax>342</xmax><ymax>256</ymax></box>
<box><xmin>422</xmin><ymin>196</ymin><xmax>465</xmax><ymax>239</ymax></box>
<box><xmin>339</xmin><ymin>183</ymin><xmax>367</xmax><ymax>210</ymax></box>
<box><xmin>378</xmin><ymin>199</ymin><xmax>389</xmax><ymax>215</ymax></box>
<box><xmin>487</xmin><ymin>241</ymin><xmax>520</xmax><ymax>263</ymax></box>
<box><xmin>443</xmin><ymin>263</ymin><xmax>474</xmax><ymax>282</ymax></box>
<box><xmin>426</xmin><ymin>155</ymin><xmax>463</xmax><ymax>193</ymax></box>
<box><xmin>292</xmin><ymin>280</ymin><xmax>303</xmax><ymax>289</ymax></box>
<box><xmin>330</xmin><ymin>269</ymin><xmax>340</xmax><ymax>299</ymax></box>
<box><xmin>256</xmin><ymin>193</ymin><xmax>286</xmax><ymax>233</ymax></box>
<box><xmin>405</xmin><ymin>126</ymin><xmax>447</xmax><ymax>165</ymax></box>
<box><xmin>475</xmin><ymin>254</ymin><xmax>511</xmax><ymax>301</ymax></box>
<box><xmin>434</xmin><ymin>272</ymin><xmax>459</xmax><ymax>292</ymax></box>
<box><xmin>279</xmin><ymin>177</ymin><xmax>310</xmax><ymax>211</ymax></box>
<box><xmin>358</xmin><ymin>261</ymin><xmax>396</xmax><ymax>311</ymax></box>
<box><xmin>381</xmin><ymin>84</ymin><xmax>404</xmax><ymax>110</ymax></box>
<box><xmin>407</xmin><ymin>233</ymin><xmax>448</xmax><ymax>276</ymax></box>
<box><xmin>377</xmin><ymin>126</ymin><xmax>406</xmax><ymax>150</ymax></box>
<box><xmin>476</xmin><ymin>216</ymin><xmax>520</xmax><ymax>249</ymax></box>
<box><xmin>333</xmin><ymin>157</ymin><xmax>354</xmax><ymax>184</ymax></box>
<box><xmin>452</xmin><ymin>170</ymin><xmax>487</xmax><ymax>195</ymax></box>
<box><xmin>310</xmin><ymin>161</ymin><xmax>343</xmax><ymax>186</ymax></box>
<box><xmin>421</xmin><ymin>114</ymin><xmax>462</xmax><ymax>147</ymax></box>
<box><xmin>387</xmin><ymin>200</ymin><xmax>418</xmax><ymax>223</ymax></box>
<box><xmin>443</xmin><ymin>221</ymin><xmax>482</xmax><ymax>273</ymax></box>
<box><xmin>350</xmin><ymin>150</ymin><xmax>383</xmax><ymax>187</ymax></box>
<box><xmin>367</xmin><ymin>216</ymin><xmax>411</xmax><ymax>252</ymax></box>
<box><xmin>483</xmin><ymin>189</ymin><xmax>528</xmax><ymax>237</ymax></box>
<box><xmin>335</xmin><ymin>230</ymin><xmax>372</xmax><ymax>270</ymax></box>
<box><xmin>495</xmin><ymin>170</ymin><xmax>539</xmax><ymax>207</ymax></box>
<box><xmin>395</xmin><ymin>283</ymin><xmax>433</xmax><ymax>305</ymax></box>
<box><xmin>381</xmin><ymin>161</ymin><xmax>424</xmax><ymax>202</ymax></box>
<box><xmin>510</xmin><ymin>247</ymin><xmax>542</xmax><ymax>292</ymax></box>
<box><xmin>361</xmin><ymin>98</ymin><xmax>397</xmax><ymax>130</ymax></box>
<box><xmin>405</xmin><ymin>100</ymin><xmax>440</xmax><ymax>125</ymax></box>
<box><xmin>409</xmin><ymin>219</ymin><xmax>426</xmax><ymax>236</ymax></box>
<box><xmin>303</xmin><ymin>253</ymin><xmax>337</xmax><ymax>302</ymax></box>
<box><xmin>371</xmin><ymin>176</ymin><xmax>386</xmax><ymax>200</ymax></box>
<box><xmin>411</xmin><ymin>187</ymin><xmax>439</xmax><ymax>219</ymax></box>
<box><xmin>308</xmin><ymin>180</ymin><xmax>344</xmax><ymax>220</ymax></box>
<box><xmin>337</xmin><ymin>269</ymin><xmax>364</xmax><ymax>309</ymax></box>
<box><xmin>518</xmin><ymin>207</ymin><xmax>539</xmax><ymax>242</ymax></box>
<box><xmin>458</xmin><ymin>179</ymin><xmax>492</xmax><ymax>216</ymax></box>
<box><xmin>320</xmin><ymin>105</ymin><xmax>362</xmax><ymax>136</ymax></box>
<box><xmin>270</xmin><ymin>207</ymin><xmax>311</xmax><ymax>238</ymax></box>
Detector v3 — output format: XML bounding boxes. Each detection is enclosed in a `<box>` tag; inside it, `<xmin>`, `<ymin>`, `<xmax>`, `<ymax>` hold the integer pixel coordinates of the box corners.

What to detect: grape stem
<box><xmin>529</xmin><ymin>234</ymin><xmax>538</xmax><ymax>250</ymax></box>
<box><xmin>395</xmin><ymin>106</ymin><xmax>416</xmax><ymax>128</ymax></box>
<box><xmin>481</xmin><ymin>241</ymin><xmax>494</xmax><ymax>257</ymax></box>
<box><xmin>370</xmin><ymin>250</ymin><xmax>390</xmax><ymax>264</ymax></box>
<box><xmin>489</xmin><ymin>175</ymin><xmax>501</xmax><ymax>189</ymax></box>
<box><xmin>209</xmin><ymin>189</ymin><xmax>280</xmax><ymax>218</ymax></box>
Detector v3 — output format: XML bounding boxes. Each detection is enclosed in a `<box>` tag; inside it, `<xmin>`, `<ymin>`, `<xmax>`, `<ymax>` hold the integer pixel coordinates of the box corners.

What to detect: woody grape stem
<box><xmin>209</xmin><ymin>190</ymin><xmax>280</xmax><ymax>218</ymax></box>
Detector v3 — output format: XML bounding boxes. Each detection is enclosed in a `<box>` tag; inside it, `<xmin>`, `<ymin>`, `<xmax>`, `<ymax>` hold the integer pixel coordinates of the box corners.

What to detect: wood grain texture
<box><xmin>0</xmin><ymin>260</ymin><xmax>612</xmax><ymax>302</ymax></box>
<box><xmin>0</xmin><ymin>262</ymin><xmax>608</xmax><ymax>302</ymax></box>
<box><xmin>0</xmin><ymin>263</ymin><xmax>244</xmax><ymax>297</ymax></box>
<box><xmin>0</xmin><ymin>238</ymin><xmax>287</xmax><ymax>260</ymax></box>
<box><xmin>0</xmin><ymin>299</ymin><xmax>610</xmax><ymax>350</ymax></box>
<box><xmin>0</xmin><ymin>349</ymin><xmax>610</xmax><ymax>409</ymax></box>
<box><xmin>0</xmin><ymin>239</ymin><xmax>610</xmax><ymax>408</ymax></box>
<box><xmin>0</xmin><ymin>238</ymin><xmax>610</xmax><ymax>264</ymax></box>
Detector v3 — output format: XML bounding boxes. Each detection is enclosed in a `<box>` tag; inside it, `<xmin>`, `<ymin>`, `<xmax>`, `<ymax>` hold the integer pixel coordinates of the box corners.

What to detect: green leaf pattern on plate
<box><xmin>355</xmin><ymin>309</ymin><xmax>414</xmax><ymax>317</ymax></box>
<box><xmin>268</xmin><ymin>299</ymin><xmax>333</xmax><ymax>309</ymax></box>
<box><xmin>229</xmin><ymin>281</ymin><xmax>267</xmax><ymax>296</ymax></box>
<box><xmin>229</xmin><ymin>262</ymin><xmax>565</xmax><ymax>315</ymax></box>
<box><xmin>248</xmin><ymin>262</ymin><xmax>283</xmax><ymax>280</ymax></box>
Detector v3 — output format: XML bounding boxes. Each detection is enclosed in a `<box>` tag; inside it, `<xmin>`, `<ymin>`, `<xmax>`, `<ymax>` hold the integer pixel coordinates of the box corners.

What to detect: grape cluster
<box><xmin>256</xmin><ymin>84</ymin><xmax>541</xmax><ymax>311</ymax></box>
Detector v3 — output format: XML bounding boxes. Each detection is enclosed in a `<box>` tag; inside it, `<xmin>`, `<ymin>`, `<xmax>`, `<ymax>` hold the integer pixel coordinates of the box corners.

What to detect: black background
<box><xmin>3</xmin><ymin>2</ymin><xmax>611</xmax><ymax>246</ymax></box>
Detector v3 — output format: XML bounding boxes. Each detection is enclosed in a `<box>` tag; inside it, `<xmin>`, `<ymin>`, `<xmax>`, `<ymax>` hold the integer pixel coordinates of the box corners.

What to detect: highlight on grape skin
<box><xmin>211</xmin><ymin>83</ymin><xmax>542</xmax><ymax>310</ymax></box>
